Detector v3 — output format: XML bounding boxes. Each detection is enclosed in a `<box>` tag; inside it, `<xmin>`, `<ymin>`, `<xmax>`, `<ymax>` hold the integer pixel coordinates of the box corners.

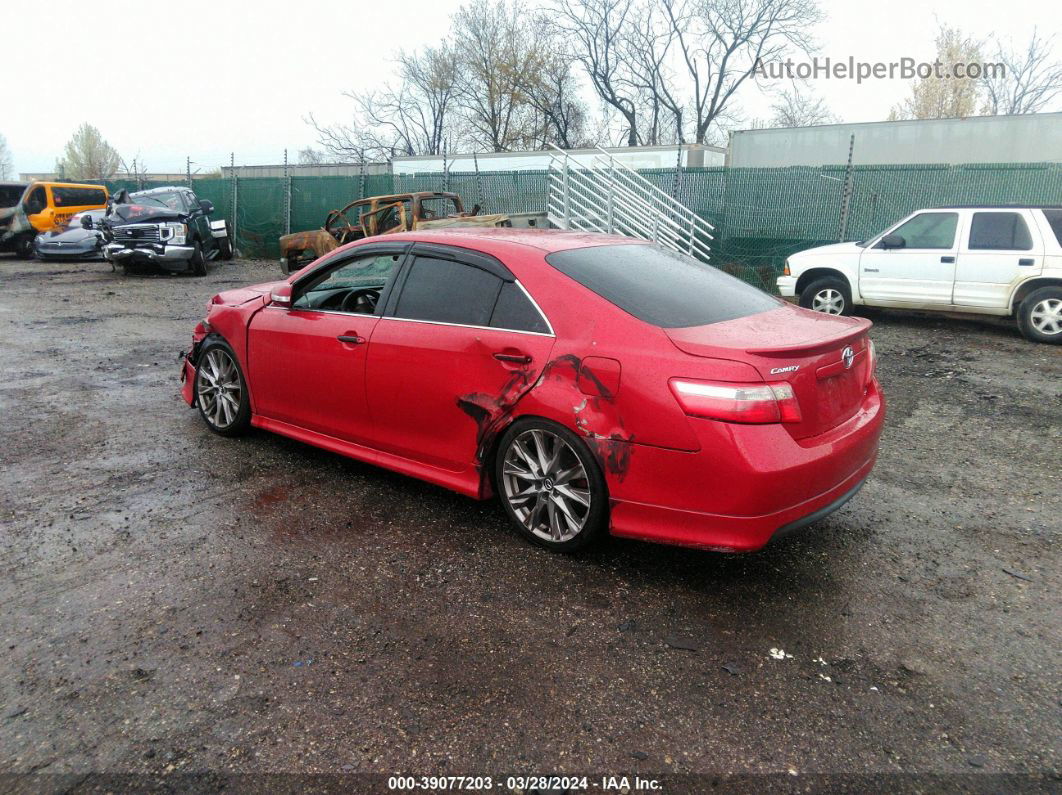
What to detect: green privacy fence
<box><xmin>102</xmin><ymin>161</ymin><xmax>1062</xmax><ymax>291</ymax></box>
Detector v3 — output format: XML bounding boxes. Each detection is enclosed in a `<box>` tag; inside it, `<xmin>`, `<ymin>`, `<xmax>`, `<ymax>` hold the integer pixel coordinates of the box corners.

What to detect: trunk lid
<box><xmin>666</xmin><ymin>306</ymin><xmax>873</xmax><ymax>440</ymax></box>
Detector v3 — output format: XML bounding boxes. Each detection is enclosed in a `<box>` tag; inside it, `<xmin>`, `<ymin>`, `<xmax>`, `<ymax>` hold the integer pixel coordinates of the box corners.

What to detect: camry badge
<box><xmin>842</xmin><ymin>346</ymin><xmax>855</xmax><ymax>369</ymax></box>
<box><xmin>770</xmin><ymin>365</ymin><xmax>800</xmax><ymax>374</ymax></box>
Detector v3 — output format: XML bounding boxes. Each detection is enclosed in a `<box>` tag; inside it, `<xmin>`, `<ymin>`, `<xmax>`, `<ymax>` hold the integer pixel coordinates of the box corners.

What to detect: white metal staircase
<box><xmin>546</xmin><ymin>145</ymin><xmax>715</xmax><ymax>263</ymax></box>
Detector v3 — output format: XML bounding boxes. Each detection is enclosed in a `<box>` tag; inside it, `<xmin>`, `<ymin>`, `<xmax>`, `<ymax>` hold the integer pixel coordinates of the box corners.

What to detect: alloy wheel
<box><xmin>196</xmin><ymin>348</ymin><xmax>243</xmax><ymax>430</ymax></box>
<box><xmin>812</xmin><ymin>288</ymin><xmax>845</xmax><ymax>314</ymax></box>
<box><xmin>501</xmin><ymin>429</ymin><xmax>592</xmax><ymax>544</ymax></box>
<box><xmin>1030</xmin><ymin>297</ymin><xmax>1062</xmax><ymax>336</ymax></box>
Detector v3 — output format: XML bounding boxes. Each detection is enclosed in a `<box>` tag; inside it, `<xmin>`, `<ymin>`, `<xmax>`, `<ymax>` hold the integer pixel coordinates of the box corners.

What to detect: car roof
<box><xmin>380</xmin><ymin>227</ymin><xmax>651</xmax><ymax>254</ymax></box>
<box><xmin>930</xmin><ymin>205</ymin><xmax>1062</xmax><ymax>210</ymax></box>
<box><xmin>131</xmin><ymin>186</ymin><xmax>189</xmax><ymax>195</ymax></box>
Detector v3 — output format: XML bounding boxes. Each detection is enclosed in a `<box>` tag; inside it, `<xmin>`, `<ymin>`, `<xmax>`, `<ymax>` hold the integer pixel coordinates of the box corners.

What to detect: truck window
<box><xmin>969</xmin><ymin>212</ymin><xmax>1033</xmax><ymax>251</ymax></box>
<box><xmin>887</xmin><ymin>212</ymin><xmax>958</xmax><ymax>249</ymax></box>
<box><xmin>25</xmin><ymin>187</ymin><xmax>47</xmax><ymax>213</ymax></box>
<box><xmin>1043</xmin><ymin>209</ymin><xmax>1062</xmax><ymax>247</ymax></box>
<box><xmin>419</xmin><ymin>196</ymin><xmax>460</xmax><ymax>220</ymax></box>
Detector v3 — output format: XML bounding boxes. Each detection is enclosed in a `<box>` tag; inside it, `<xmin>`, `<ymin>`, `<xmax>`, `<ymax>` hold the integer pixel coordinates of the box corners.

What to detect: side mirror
<box><xmin>199</xmin><ymin>199</ymin><xmax>214</xmax><ymax>215</ymax></box>
<box><xmin>880</xmin><ymin>234</ymin><xmax>906</xmax><ymax>249</ymax></box>
<box><xmin>270</xmin><ymin>283</ymin><xmax>293</xmax><ymax>307</ymax></box>
<box><xmin>81</xmin><ymin>215</ymin><xmax>93</xmax><ymax>229</ymax></box>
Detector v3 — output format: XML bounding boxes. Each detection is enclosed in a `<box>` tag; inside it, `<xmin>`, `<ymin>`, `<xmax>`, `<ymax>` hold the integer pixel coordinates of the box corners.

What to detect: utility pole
<box><xmin>283</xmin><ymin>148</ymin><xmax>291</xmax><ymax>236</ymax></box>
<box><xmin>186</xmin><ymin>156</ymin><xmax>192</xmax><ymax>188</ymax></box>
<box><xmin>837</xmin><ymin>134</ymin><xmax>855</xmax><ymax>242</ymax></box>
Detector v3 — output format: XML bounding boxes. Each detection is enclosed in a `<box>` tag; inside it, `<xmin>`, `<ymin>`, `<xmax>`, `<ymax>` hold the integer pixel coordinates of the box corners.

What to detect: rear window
<box><xmin>1042</xmin><ymin>209</ymin><xmax>1062</xmax><ymax>247</ymax></box>
<box><xmin>545</xmin><ymin>244</ymin><xmax>780</xmax><ymax>328</ymax></box>
<box><xmin>969</xmin><ymin>212</ymin><xmax>1033</xmax><ymax>251</ymax></box>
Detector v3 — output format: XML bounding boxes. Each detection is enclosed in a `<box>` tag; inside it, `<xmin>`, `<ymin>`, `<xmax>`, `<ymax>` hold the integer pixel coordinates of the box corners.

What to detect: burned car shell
<box><xmin>103</xmin><ymin>186</ymin><xmax>232</xmax><ymax>273</ymax></box>
<box><xmin>0</xmin><ymin>182</ymin><xmax>34</xmax><ymax>256</ymax></box>
<box><xmin>34</xmin><ymin>210</ymin><xmax>107</xmax><ymax>260</ymax></box>
<box><xmin>278</xmin><ymin>191</ymin><xmax>511</xmax><ymax>273</ymax></box>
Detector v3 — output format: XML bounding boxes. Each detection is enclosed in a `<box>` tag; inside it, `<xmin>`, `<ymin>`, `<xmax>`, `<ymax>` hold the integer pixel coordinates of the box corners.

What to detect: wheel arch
<box><xmin>1010</xmin><ymin>277</ymin><xmax>1062</xmax><ymax>314</ymax></box>
<box><xmin>795</xmin><ymin>267</ymin><xmax>852</xmax><ymax>296</ymax></box>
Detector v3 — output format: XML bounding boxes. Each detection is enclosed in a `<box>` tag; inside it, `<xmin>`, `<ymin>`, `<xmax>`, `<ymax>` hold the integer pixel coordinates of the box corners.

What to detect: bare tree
<box><xmin>297</xmin><ymin>148</ymin><xmax>327</xmax><ymax>165</ymax></box>
<box><xmin>308</xmin><ymin>44</ymin><xmax>457</xmax><ymax>161</ymax></box>
<box><xmin>451</xmin><ymin>0</ymin><xmax>543</xmax><ymax>152</ymax></box>
<box><xmin>983</xmin><ymin>30</ymin><xmax>1062</xmax><ymax>115</ymax></box>
<box><xmin>769</xmin><ymin>85</ymin><xmax>837</xmax><ymax>127</ymax></box>
<box><xmin>55</xmin><ymin>124</ymin><xmax>121</xmax><ymax>180</ymax></box>
<box><xmin>552</xmin><ymin>0</ymin><xmax>643</xmax><ymax>146</ymax></box>
<box><xmin>890</xmin><ymin>25</ymin><xmax>984</xmax><ymax>120</ymax></box>
<box><xmin>0</xmin><ymin>134</ymin><xmax>12</xmax><ymax>179</ymax></box>
<box><xmin>662</xmin><ymin>0</ymin><xmax>821</xmax><ymax>144</ymax></box>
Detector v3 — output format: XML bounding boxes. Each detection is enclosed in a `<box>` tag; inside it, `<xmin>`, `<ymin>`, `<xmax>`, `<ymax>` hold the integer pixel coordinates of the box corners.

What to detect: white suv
<box><xmin>777</xmin><ymin>206</ymin><xmax>1062</xmax><ymax>344</ymax></box>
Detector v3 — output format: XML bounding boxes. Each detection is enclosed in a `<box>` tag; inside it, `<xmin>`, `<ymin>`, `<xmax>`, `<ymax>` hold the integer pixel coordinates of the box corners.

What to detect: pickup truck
<box><xmin>103</xmin><ymin>186</ymin><xmax>233</xmax><ymax>275</ymax></box>
<box><xmin>777</xmin><ymin>206</ymin><xmax>1062</xmax><ymax>344</ymax></box>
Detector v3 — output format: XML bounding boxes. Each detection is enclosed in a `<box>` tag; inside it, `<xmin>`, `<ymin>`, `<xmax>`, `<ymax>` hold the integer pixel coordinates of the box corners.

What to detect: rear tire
<box><xmin>1017</xmin><ymin>287</ymin><xmax>1062</xmax><ymax>344</ymax></box>
<box><xmin>494</xmin><ymin>419</ymin><xmax>608</xmax><ymax>552</ymax></box>
<box><xmin>15</xmin><ymin>235</ymin><xmax>35</xmax><ymax>259</ymax></box>
<box><xmin>190</xmin><ymin>240</ymin><xmax>207</xmax><ymax>276</ymax></box>
<box><xmin>218</xmin><ymin>226</ymin><xmax>234</xmax><ymax>260</ymax></box>
<box><xmin>799</xmin><ymin>276</ymin><xmax>853</xmax><ymax>316</ymax></box>
<box><xmin>194</xmin><ymin>339</ymin><xmax>251</xmax><ymax>436</ymax></box>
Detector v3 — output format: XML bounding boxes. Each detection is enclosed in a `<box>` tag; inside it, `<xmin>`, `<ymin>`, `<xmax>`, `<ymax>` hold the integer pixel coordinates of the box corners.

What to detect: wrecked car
<box><xmin>180</xmin><ymin>228</ymin><xmax>885</xmax><ymax>554</ymax></box>
<box><xmin>279</xmin><ymin>191</ymin><xmax>512</xmax><ymax>273</ymax></box>
<box><xmin>103</xmin><ymin>186</ymin><xmax>233</xmax><ymax>275</ymax></box>
<box><xmin>1</xmin><ymin>181</ymin><xmax>109</xmax><ymax>257</ymax></box>
<box><xmin>34</xmin><ymin>209</ymin><xmax>107</xmax><ymax>260</ymax></box>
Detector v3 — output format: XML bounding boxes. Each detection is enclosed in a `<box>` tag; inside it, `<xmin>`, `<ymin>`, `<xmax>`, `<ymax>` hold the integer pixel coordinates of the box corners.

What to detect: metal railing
<box><xmin>546</xmin><ymin>145</ymin><xmax>715</xmax><ymax>263</ymax></box>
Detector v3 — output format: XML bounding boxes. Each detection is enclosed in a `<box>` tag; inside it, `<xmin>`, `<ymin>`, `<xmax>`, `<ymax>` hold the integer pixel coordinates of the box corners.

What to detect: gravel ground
<box><xmin>0</xmin><ymin>256</ymin><xmax>1058</xmax><ymax>791</ymax></box>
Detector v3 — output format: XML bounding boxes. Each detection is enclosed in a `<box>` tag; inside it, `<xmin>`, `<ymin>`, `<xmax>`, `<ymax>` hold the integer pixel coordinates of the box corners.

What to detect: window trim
<box><xmin>383</xmin><ymin>243</ymin><xmax>554</xmax><ymax>336</ymax></box>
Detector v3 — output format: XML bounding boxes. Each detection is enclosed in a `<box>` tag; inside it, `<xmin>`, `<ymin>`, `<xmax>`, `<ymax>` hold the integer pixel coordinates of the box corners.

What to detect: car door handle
<box><xmin>493</xmin><ymin>352</ymin><xmax>532</xmax><ymax>364</ymax></box>
<box><xmin>941</xmin><ymin>256</ymin><xmax>955</xmax><ymax>263</ymax></box>
<box><xmin>337</xmin><ymin>334</ymin><xmax>365</xmax><ymax>345</ymax></box>
<box><xmin>1018</xmin><ymin>258</ymin><xmax>1035</xmax><ymax>266</ymax></box>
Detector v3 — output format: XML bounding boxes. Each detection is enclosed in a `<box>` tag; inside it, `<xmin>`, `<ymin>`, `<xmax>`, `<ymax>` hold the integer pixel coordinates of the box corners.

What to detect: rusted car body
<box><xmin>279</xmin><ymin>191</ymin><xmax>510</xmax><ymax>273</ymax></box>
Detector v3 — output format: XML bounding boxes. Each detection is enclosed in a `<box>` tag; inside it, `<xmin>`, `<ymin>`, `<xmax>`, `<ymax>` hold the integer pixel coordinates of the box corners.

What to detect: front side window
<box><xmin>394</xmin><ymin>256</ymin><xmax>503</xmax><ymax>327</ymax></box>
<box><xmin>969</xmin><ymin>212</ymin><xmax>1033</xmax><ymax>251</ymax></box>
<box><xmin>25</xmin><ymin>187</ymin><xmax>46</xmax><ymax>213</ymax></box>
<box><xmin>887</xmin><ymin>212</ymin><xmax>958</xmax><ymax>249</ymax></box>
<box><xmin>292</xmin><ymin>252</ymin><xmax>401</xmax><ymax>313</ymax></box>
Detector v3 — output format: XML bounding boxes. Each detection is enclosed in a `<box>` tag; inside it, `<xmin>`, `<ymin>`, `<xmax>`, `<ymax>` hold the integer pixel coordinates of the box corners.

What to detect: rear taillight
<box><xmin>866</xmin><ymin>339</ymin><xmax>877</xmax><ymax>384</ymax></box>
<box><xmin>669</xmin><ymin>378</ymin><xmax>802</xmax><ymax>424</ymax></box>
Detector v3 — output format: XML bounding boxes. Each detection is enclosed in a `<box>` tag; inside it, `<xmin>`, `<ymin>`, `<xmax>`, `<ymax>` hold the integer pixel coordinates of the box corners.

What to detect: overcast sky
<box><xmin>5</xmin><ymin>0</ymin><xmax>1058</xmax><ymax>175</ymax></box>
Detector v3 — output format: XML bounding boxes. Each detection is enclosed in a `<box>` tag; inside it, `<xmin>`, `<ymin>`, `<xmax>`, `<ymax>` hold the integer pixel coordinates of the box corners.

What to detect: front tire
<box><xmin>494</xmin><ymin>419</ymin><xmax>608</xmax><ymax>552</ymax></box>
<box><xmin>194</xmin><ymin>340</ymin><xmax>251</xmax><ymax>436</ymax></box>
<box><xmin>1017</xmin><ymin>287</ymin><xmax>1062</xmax><ymax>344</ymax></box>
<box><xmin>218</xmin><ymin>226</ymin><xmax>234</xmax><ymax>260</ymax></box>
<box><xmin>190</xmin><ymin>240</ymin><xmax>207</xmax><ymax>276</ymax></box>
<box><xmin>15</xmin><ymin>235</ymin><xmax>35</xmax><ymax>259</ymax></box>
<box><xmin>799</xmin><ymin>276</ymin><xmax>853</xmax><ymax>316</ymax></box>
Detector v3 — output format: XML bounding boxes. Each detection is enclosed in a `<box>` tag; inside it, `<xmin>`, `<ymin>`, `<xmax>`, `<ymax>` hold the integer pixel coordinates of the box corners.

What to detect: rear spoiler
<box><xmin>745</xmin><ymin>317</ymin><xmax>871</xmax><ymax>356</ymax></box>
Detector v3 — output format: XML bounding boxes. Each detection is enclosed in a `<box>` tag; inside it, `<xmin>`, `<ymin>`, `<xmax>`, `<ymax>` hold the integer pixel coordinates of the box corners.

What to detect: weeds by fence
<box><xmin>102</xmin><ymin>160</ymin><xmax>1062</xmax><ymax>292</ymax></box>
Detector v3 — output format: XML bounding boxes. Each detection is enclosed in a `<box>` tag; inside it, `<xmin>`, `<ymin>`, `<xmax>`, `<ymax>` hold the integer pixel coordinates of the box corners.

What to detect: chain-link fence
<box><xmin>101</xmin><ymin>160</ymin><xmax>1062</xmax><ymax>291</ymax></box>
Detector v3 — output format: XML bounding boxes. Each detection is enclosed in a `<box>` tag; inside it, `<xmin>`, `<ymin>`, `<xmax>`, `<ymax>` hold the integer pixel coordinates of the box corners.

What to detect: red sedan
<box><xmin>180</xmin><ymin>229</ymin><xmax>885</xmax><ymax>552</ymax></box>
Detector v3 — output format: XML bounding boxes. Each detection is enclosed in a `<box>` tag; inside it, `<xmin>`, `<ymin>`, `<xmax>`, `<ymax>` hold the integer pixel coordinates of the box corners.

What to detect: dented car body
<box><xmin>180</xmin><ymin>228</ymin><xmax>885</xmax><ymax>553</ymax></box>
<box><xmin>278</xmin><ymin>191</ymin><xmax>511</xmax><ymax>273</ymax></box>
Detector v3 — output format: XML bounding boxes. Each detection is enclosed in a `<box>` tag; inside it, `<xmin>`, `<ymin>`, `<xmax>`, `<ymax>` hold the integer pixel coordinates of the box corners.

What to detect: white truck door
<box><xmin>954</xmin><ymin>210</ymin><xmax>1043</xmax><ymax>308</ymax></box>
<box><xmin>858</xmin><ymin>211</ymin><xmax>960</xmax><ymax>304</ymax></box>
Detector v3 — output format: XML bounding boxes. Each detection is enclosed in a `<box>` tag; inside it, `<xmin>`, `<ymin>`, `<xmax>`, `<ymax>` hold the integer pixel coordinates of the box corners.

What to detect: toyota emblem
<box><xmin>841</xmin><ymin>346</ymin><xmax>855</xmax><ymax>369</ymax></box>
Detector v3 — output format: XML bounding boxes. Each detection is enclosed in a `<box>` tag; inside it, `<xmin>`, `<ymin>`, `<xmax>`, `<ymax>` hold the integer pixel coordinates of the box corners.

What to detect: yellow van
<box><xmin>1</xmin><ymin>181</ymin><xmax>109</xmax><ymax>256</ymax></box>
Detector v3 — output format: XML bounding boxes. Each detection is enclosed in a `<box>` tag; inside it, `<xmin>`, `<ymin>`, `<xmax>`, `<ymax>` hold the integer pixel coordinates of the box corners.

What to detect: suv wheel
<box><xmin>218</xmin><ymin>225</ymin><xmax>234</xmax><ymax>260</ymax></box>
<box><xmin>1017</xmin><ymin>287</ymin><xmax>1062</xmax><ymax>344</ymax></box>
<box><xmin>800</xmin><ymin>276</ymin><xmax>853</xmax><ymax>316</ymax></box>
<box><xmin>494</xmin><ymin>420</ymin><xmax>608</xmax><ymax>552</ymax></box>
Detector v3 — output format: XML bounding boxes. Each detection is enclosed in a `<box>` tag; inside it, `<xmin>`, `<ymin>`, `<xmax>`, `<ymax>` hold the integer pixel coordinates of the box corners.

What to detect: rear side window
<box><xmin>1042</xmin><ymin>209</ymin><xmax>1062</xmax><ymax>247</ymax></box>
<box><xmin>545</xmin><ymin>244</ymin><xmax>780</xmax><ymax>328</ymax></box>
<box><xmin>969</xmin><ymin>212</ymin><xmax>1033</xmax><ymax>250</ymax></box>
<box><xmin>51</xmin><ymin>186</ymin><xmax>107</xmax><ymax>207</ymax></box>
<box><xmin>490</xmin><ymin>282</ymin><xmax>550</xmax><ymax>334</ymax></box>
<box><xmin>395</xmin><ymin>256</ymin><xmax>503</xmax><ymax>327</ymax></box>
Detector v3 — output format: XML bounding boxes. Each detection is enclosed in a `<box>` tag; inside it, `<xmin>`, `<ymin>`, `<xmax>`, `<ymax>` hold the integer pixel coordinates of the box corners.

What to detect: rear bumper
<box><xmin>776</xmin><ymin>275</ymin><xmax>797</xmax><ymax>297</ymax></box>
<box><xmin>607</xmin><ymin>380</ymin><xmax>885</xmax><ymax>552</ymax></box>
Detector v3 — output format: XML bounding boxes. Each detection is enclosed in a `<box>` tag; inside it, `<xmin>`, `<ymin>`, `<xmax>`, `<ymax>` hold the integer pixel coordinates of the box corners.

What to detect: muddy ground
<box><xmin>0</xmin><ymin>256</ymin><xmax>1058</xmax><ymax>791</ymax></box>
